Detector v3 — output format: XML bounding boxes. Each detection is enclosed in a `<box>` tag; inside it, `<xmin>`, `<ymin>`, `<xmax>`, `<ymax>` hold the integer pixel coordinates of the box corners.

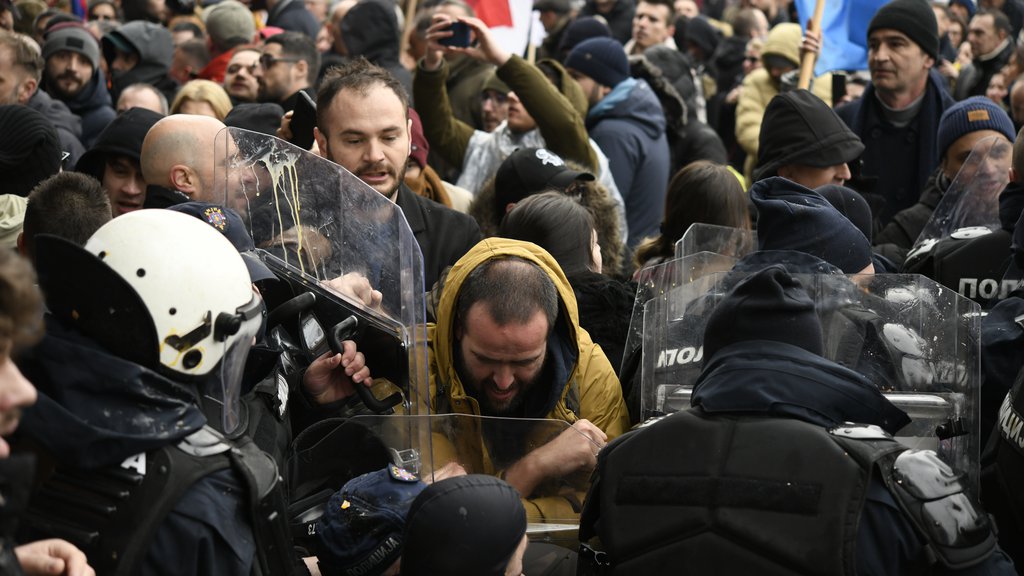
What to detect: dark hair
<box><xmin>499</xmin><ymin>192</ymin><xmax>596</xmax><ymax>275</ymax></box>
<box><xmin>633</xmin><ymin>160</ymin><xmax>750</xmax><ymax>268</ymax></box>
<box><xmin>977</xmin><ymin>8</ymin><xmax>1013</xmax><ymax>37</ymax></box>
<box><xmin>87</xmin><ymin>0</ymin><xmax>122</xmax><ymax>21</ymax></box>
<box><xmin>638</xmin><ymin>0</ymin><xmax>675</xmax><ymax>22</ymax></box>
<box><xmin>0</xmin><ymin>250</ymin><xmax>43</xmax><ymax>354</ymax></box>
<box><xmin>266</xmin><ymin>31</ymin><xmax>321</xmax><ymax>86</ymax></box>
<box><xmin>171</xmin><ymin>20</ymin><xmax>204</xmax><ymax>38</ymax></box>
<box><xmin>176</xmin><ymin>38</ymin><xmax>210</xmax><ymax>70</ymax></box>
<box><xmin>22</xmin><ymin>172</ymin><xmax>112</xmax><ymax>260</ymax></box>
<box><xmin>0</xmin><ymin>30</ymin><xmax>43</xmax><ymax>82</ymax></box>
<box><xmin>732</xmin><ymin>8</ymin><xmax>762</xmax><ymax>38</ymax></box>
<box><xmin>455</xmin><ymin>257</ymin><xmax>558</xmax><ymax>332</ymax></box>
<box><xmin>317</xmin><ymin>57</ymin><xmax>409</xmax><ymax>130</ymax></box>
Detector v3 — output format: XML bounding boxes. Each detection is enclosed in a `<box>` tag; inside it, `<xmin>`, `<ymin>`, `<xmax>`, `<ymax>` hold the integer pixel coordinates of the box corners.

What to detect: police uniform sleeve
<box><xmin>141</xmin><ymin>468</ymin><xmax>256</xmax><ymax>576</ymax></box>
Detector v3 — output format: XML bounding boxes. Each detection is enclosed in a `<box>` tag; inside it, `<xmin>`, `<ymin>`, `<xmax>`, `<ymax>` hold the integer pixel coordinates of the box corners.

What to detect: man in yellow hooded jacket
<box><xmin>428</xmin><ymin>238</ymin><xmax>630</xmax><ymax>520</ymax></box>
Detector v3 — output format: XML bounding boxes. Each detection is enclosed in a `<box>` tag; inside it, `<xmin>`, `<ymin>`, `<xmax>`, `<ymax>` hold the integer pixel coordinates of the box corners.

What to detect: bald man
<box><xmin>141</xmin><ymin>115</ymin><xmax>229</xmax><ymax>205</ymax></box>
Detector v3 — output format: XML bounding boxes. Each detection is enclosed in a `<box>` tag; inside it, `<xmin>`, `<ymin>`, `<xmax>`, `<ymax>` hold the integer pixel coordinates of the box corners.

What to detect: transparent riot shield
<box><xmin>350</xmin><ymin>414</ymin><xmax>596</xmax><ymax>539</ymax></box>
<box><xmin>620</xmin><ymin>252</ymin><xmax>738</xmax><ymax>390</ymax></box>
<box><xmin>905</xmin><ymin>136</ymin><xmax>1011</xmax><ymax>267</ymax></box>
<box><xmin>639</xmin><ymin>268</ymin><xmax>982</xmax><ymax>490</ymax></box>
<box><xmin>214</xmin><ymin>128</ymin><xmax>430</xmax><ymax>422</ymax></box>
<box><xmin>674</xmin><ymin>223</ymin><xmax>758</xmax><ymax>259</ymax></box>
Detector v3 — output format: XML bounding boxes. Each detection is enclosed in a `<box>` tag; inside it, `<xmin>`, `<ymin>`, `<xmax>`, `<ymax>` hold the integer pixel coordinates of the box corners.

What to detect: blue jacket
<box><xmin>587</xmin><ymin>78</ymin><xmax>670</xmax><ymax>250</ymax></box>
<box><xmin>693</xmin><ymin>341</ymin><xmax>1016</xmax><ymax>575</ymax></box>
<box><xmin>836</xmin><ymin>69</ymin><xmax>954</xmax><ymax>225</ymax></box>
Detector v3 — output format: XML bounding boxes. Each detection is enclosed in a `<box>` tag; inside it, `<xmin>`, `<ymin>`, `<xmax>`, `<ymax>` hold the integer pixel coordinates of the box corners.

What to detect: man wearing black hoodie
<box><xmin>101</xmin><ymin>20</ymin><xmax>176</xmax><ymax>104</ymax></box>
<box><xmin>340</xmin><ymin>0</ymin><xmax>411</xmax><ymax>101</ymax></box>
<box><xmin>40</xmin><ymin>23</ymin><xmax>114</xmax><ymax>149</ymax></box>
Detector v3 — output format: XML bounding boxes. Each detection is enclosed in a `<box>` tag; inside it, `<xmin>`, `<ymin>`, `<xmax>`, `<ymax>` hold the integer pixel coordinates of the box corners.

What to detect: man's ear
<box><xmin>314</xmin><ymin>126</ymin><xmax>329</xmax><ymax>159</ymax></box>
<box><xmin>1011</xmin><ymin>166</ymin><xmax>1019</xmax><ymax>183</ymax></box>
<box><xmin>294</xmin><ymin>59</ymin><xmax>309</xmax><ymax>85</ymax></box>
<box><xmin>16</xmin><ymin>232</ymin><xmax>26</xmax><ymax>258</ymax></box>
<box><xmin>170</xmin><ymin>164</ymin><xmax>196</xmax><ymax>195</ymax></box>
<box><xmin>17</xmin><ymin>77</ymin><xmax>37</xmax><ymax>105</ymax></box>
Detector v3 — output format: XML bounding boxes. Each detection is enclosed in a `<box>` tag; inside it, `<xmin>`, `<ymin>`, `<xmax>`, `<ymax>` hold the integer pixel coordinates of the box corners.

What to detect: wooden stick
<box><xmin>798</xmin><ymin>0</ymin><xmax>825</xmax><ymax>90</ymax></box>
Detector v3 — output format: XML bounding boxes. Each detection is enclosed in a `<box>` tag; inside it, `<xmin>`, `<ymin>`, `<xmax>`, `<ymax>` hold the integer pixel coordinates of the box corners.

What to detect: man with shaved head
<box><xmin>141</xmin><ymin>114</ymin><xmax>229</xmax><ymax>205</ymax></box>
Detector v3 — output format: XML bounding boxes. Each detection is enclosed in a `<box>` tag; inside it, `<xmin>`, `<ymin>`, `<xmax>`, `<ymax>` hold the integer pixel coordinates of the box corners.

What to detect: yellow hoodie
<box><xmin>427</xmin><ymin>238</ymin><xmax>630</xmax><ymax>519</ymax></box>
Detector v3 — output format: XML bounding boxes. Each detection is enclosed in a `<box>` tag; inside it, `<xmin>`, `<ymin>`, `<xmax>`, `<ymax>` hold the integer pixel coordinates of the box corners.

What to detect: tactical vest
<box><xmin>982</xmin><ymin>363</ymin><xmax>1024</xmax><ymax>567</ymax></box>
<box><xmin>580</xmin><ymin>409</ymin><xmax>995</xmax><ymax>575</ymax></box>
<box><xmin>23</xmin><ymin>426</ymin><xmax>295</xmax><ymax>576</ymax></box>
<box><xmin>904</xmin><ymin>229</ymin><xmax>1016</xmax><ymax>309</ymax></box>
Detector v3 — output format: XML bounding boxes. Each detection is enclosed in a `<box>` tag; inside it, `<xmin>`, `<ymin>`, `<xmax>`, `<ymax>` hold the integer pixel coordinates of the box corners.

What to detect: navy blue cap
<box><xmin>317</xmin><ymin>465</ymin><xmax>426</xmax><ymax>576</ymax></box>
<box><xmin>166</xmin><ymin>202</ymin><xmax>276</xmax><ymax>283</ymax></box>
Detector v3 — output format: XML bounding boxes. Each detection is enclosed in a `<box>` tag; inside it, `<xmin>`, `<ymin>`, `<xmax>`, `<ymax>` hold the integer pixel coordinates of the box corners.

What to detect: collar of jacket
<box><xmin>692</xmin><ymin>340</ymin><xmax>910</xmax><ymax>434</ymax></box>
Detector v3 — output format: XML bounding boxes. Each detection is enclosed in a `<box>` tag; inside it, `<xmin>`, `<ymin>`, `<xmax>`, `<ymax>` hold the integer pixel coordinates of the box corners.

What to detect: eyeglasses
<box><xmin>744</xmin><ymin>56</ymin><xmax>760</xmax><ymax>63</ymax></box>
<box><xmin>227</xmin><ymin>62</ymin><xmax>260</xmax><ymax>75</ymax></box>
<box><xmin>259</xmin><ymin>54</ymin><xmax>301</xmax><ymax>69</ymax></box>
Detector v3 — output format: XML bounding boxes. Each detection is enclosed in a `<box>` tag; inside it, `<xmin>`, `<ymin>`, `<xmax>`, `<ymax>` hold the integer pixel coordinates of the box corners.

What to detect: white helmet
<box><xmin>83</xmin><ymin>209</ymin><xmax>261</xmax><ymax>378</ymax></box>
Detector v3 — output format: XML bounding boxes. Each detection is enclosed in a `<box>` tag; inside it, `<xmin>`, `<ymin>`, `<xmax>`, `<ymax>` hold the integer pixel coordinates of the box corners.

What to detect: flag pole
<box><xmin>798</xmin><ymin>0</ymin><xmax>825</xmax><ymax>90</ymax></box>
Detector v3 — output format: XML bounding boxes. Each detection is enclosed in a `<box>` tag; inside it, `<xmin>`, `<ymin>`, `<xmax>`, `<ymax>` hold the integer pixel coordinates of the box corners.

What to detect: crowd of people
<box><xmin>3</xmin><ymin>0</ymin><xmax>1024</xmax><ymax>573</ymax></box>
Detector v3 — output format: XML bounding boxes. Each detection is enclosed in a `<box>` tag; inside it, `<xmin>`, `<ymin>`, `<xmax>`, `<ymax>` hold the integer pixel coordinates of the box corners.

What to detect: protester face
<box><xmin>986</xmin><ymin>72</ymin><xmax>1008</xmax><ymax>103</ymax></box>
<box><xmin>777</xmin><ymin>162</ymin><xmax>853</xmax><ymax>189</ymax></box>
<box><xmin>316</xmin><ymin>83</ymin><xmax>411</xmax><ymax>200</ymax></box>
<box><xmin>0</xmin><ymin>46</ymin><xmax>31</xmax><ymax>105</ymax></box>
<box><xmin>505</xmin><ymin>91</ymin><xmax>537</xmax><ymax>133</ymax></box>
<box><xmin>255</xmin><ymin>43</ymin><xmax>298</xmax><ymax>103</ymax></box>
<box><xmin>868</xmin><ymin>29</ymin><xmax>934</xmax><ymax>97</ymax></box>
<box><xmin>0</xmin><ymin>345</ymin><xmax>37</xmax><ymax>459</ymax></box>
<box><xmin>104</xmin><ymin>154</ymin><xmax>146</xmax><ymax>216</ymax></box>
<box><xmin>90</xmin><ymin>2</ymin><xmax>117</xmax><ymax>21</ymax></box>
<box><xmin>631</xmin><ymin>1</ymin><xmax>674</xmax><ymax>51</ymax></box>
<box><xmin>968</xmin><ymin>14</ymin><xmax>1004</xmax><ymax>58</ymax></box>
<box><xmin>949</xmin><ymin>20</ymin><xmax>965</xmax><ymax>48</ymax></box>
<box><xmin>941</xmin><ymin>130</ymin><xmax>1011</xmax><ymax>181</ymax></box>
<box><xmin>742</xmin><ymin>42</ymin><xmax>762</xmax><ymax>75</ymax></box>
<box><xmin>481</xmin><ymin>89</ymin><xmax>509</xmax><ymax>132</ymax></box>
<box><xmin>109</xmin><ymin>49</ymin><xmax>139</xmax><ymax>73</ymax></box>
<box><xmin>224</xmin><ymin>49</ymin><xmax>260</xmax><ymax>103</ymax></box>
<box><xmin>45</xmin><ymin>50</ymin><xmax>94</xmax><ymax>99</ymax></box>
<box><xmin>1012</xmin><ymin>84</ymin><xmax>1024</xmax><ymax>127</ymax></box>
<box><xmin>674</xmin><ymin>0</ymin><xmax>698</xmax><ymax>19</ymax></box>
<box><xmin>568</xmin><ymin>70</ymin><xmax>605</xmax><ymax>108</ymax></box>
<box><xmin>455</xmin><ymin>304</ymin><xmax>548</xmax><ymax>417</ymax></box>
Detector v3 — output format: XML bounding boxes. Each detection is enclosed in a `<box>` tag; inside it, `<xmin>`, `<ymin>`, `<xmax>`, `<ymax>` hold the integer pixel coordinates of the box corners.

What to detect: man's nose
<box><xmin>493</xmin><ymin>365</ymin><xmax>515</xmax><ymax>390</ymax></box>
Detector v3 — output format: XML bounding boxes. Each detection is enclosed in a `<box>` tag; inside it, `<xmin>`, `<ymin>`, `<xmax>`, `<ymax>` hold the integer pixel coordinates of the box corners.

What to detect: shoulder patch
<box><xmin>388</xmin><ymin>463</ymin><xmax>418</xmax><ymax>482</ymax></box>
<box><xmin>203</xmin><ymin>206</ymin><xmax>228</xmax><ymax>230</ymax></box>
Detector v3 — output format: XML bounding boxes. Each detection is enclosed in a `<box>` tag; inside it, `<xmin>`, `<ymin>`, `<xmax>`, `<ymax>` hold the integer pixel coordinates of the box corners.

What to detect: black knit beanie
<box><xmin>703</xmin><ymin>265</ymin><xmax>824</xmax><ymax>364</ymax></box>
<box><xmin>868</xmin><ymin>0</ymin><xmax>939</xmax><ymax>61</ymax></box>
<box><xmin>753</xmin><ymin>89</ymin><xmax>864</xmax><ymax>182</ymax></box>
<box><xmin>751</xmin><ymin>177</ymin><xmax>873</xmax><ymax>274</ymax></box>
<box><xmin>0</xmin><ymin>105</ymin><xmax>62</xmax><ymax>197</ymax></box>
<box><xmin>74</xmin><ymin>107</ymin><xmax>164</xmax><ymax>180</ymax></box>
<box><xmin>401</xmin><ymin>475</ymin><xmax>527</xmax><ymax>576</ymax></box>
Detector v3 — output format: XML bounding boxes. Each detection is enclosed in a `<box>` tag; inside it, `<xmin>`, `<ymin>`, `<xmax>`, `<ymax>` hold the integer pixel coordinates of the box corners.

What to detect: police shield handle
<box><xmin>798</xmin><ymin>0</ymin><xmax>825</xmax><ymax>90</ymax></box>
<box><xmin>502</xmin><ymin>419</ymin><xmax>606</xmax><ymax>498</ymax></box>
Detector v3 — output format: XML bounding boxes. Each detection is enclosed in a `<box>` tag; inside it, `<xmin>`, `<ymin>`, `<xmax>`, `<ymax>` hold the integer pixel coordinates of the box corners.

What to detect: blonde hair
<box><xmin>170</xmin><ymin>79</ymin><xmax>233</xmax><ymax>121</ymax></box>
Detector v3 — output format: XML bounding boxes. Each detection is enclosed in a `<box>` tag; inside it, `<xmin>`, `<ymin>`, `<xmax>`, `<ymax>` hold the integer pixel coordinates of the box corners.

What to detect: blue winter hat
<box><xmin>936</xmin><ymin>96</ymin><xmax>1016</xmax><ymax>160</ymax></box>
<box><xmin>317</xmin><ymin>465</ymin><xmax>426</xmax><ymax>576</ymax></box>
<box><xmin>751</xmin><ymin>177</ymin><xmax>873</xmax><ymax>274</ymax></box>
<box><xmin>565</xmin><ymin>37</ymin><xmax>630</xmax><ymax>88</ymax></box>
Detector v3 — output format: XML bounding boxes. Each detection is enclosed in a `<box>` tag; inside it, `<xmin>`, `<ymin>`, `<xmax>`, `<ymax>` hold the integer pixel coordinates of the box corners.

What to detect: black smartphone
<box><xmin>831</xmin><ymin>72</ymin><xmax>847</xmax><ymax>107</ymax></box>
<box><xmin>290</xmin><ymin>90</ymin><xmax>317</xmax><ymax>150</ymax></box>
<box><xmin>438</xmin><ymin>21</ymin><xmax>471</xmax><ymax>48</ymax></box>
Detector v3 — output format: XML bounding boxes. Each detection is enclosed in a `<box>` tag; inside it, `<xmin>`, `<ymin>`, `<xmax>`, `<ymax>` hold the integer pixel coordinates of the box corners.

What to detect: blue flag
<box><xmin>794</xmin><ymin>0</ymin><xmax>890</xmax><ymax>75</ymax></box>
